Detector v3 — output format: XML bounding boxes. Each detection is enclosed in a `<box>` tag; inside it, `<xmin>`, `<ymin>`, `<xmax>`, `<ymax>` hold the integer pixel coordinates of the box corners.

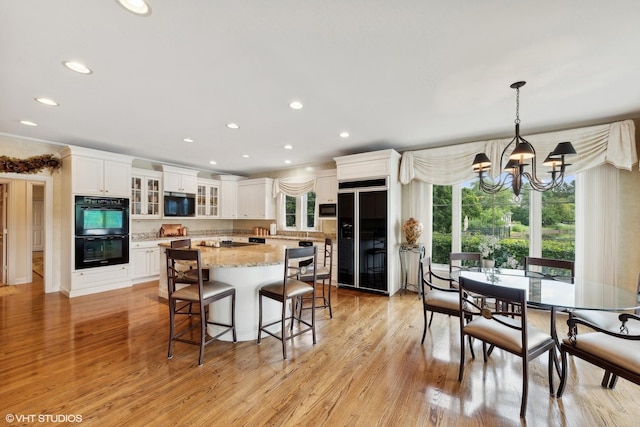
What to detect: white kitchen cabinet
<box><xmin>67</xmin><ymin>264</ymin><xmax>131</xmax><ymax>297</ymax></box>
<box><xmin>131</xmin><ymin>169</ymin><xmax>162</xmax><ymax>218</ymax></box>
<box><xmin>59</xmin><ymin>146</ymin><xmax>134</xmax><ymax>298</ymax></box>
<box><xmin>237</xmin><ymin>178</ymin><xmax>275</xmax><ymax>219</ymax></box>
<box><xmin>218</xmin><ymin>175</ymin><xmax>241</xmax><ymax>219</ymax></box>
<box><xmin>316</xmin><ymin>171</ymin><xmax>337</xmax><ymax>204</ymax></box>
<box><xmin>130</xmin><ymin>241</ymin><xmax>162</xmax><ymax>283</ymax></box>
<box><xmin>162</xmin><ymin>165</ymin><xmax>198</xmax><ymax>193</ymax></box>
<box><xmin>66</xmin><ymin>149</ymin><xmax>132</xmax><ymax>197</ymax></box>
<box><xmin>197</xmin><ymin>178</ymin><xmax>220</xmax><ymax>217</ymax></box>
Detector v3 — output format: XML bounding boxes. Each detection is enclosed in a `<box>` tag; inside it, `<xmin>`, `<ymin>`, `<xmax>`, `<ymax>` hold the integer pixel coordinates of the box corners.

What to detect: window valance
<box><xmin>272</xmin><ymin>176</ymin><xmax>316</xmax><ymax>198</ymax></box>
<box><xmin>399</xmin><ymin>119</ymin><xmax>637</xmax><ymax>185</ymax></box>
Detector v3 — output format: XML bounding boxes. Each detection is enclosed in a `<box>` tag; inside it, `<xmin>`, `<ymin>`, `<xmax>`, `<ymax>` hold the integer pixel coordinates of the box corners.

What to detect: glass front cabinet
<box><xmin>131</xmin><ymin>169</ymin><xmax>162</xmax><ymax>218</ymax></box>
<box><xmin>197</xmin><ymin>178</ymin><xmax>220</xmax><ymax>218</ymax></box>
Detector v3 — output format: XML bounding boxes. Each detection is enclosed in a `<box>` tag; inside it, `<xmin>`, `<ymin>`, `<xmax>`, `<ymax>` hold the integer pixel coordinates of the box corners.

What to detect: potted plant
<box><xmin>478</xmin><ymin>235</ymin><xmax>501</xmax><ymax>268</ymax></box>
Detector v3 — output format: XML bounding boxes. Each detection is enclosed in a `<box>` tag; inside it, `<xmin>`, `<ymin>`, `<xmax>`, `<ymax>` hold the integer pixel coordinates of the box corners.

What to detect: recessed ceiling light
<box><xmin>289</xmin><ymin>101</ymin><xmax>303</xmax><ymax>110</ymax></box>
<box><xmin>209</xmin><ymin>161</ymin><xmax>217</xmax><ymax>165</ymax></box>
<box><xmin>284</xmin><ymin>144</ymin><xmax>293</xmax><ymax>150</ymax></box>
<box><xmin>284</xmin><ymin>160</ymin><xmax>292</xmax><ymax>164</ymax></box>
<box><xmin>242</xmin><ymin>154</ymin><xmax>250</xmax><ymax>158</ymax></box>
<box><xmin>19</xmin><ymin>120</ymin><xmax>38</xmax><ymax>127</ymax></box>
<box><xmin>340</xmin><ymin>131</ymin><xmax>350</xmax><ymax>138</ymax></box>
<box><xmin>62</xmin><ymin>61</ymin><xmax>92</xmax><ymax>74</ymax></box>
<box><xmin>35</xmin><ymin>97</ymin><xmax>59</xmax><ymax>106</ymax></box>
<box><xmin>183</xmin><ymin>138</ymin><xmax>194</xmax><ymax>143</ymax></box>
<box><xmin>226</xmin><ymin>123</ymin><xmax>239</xmax><ymax>129</ymax></box>
<box><xmin>116</xmin><ymin>0</ymin><xmax>151</xmax><ymax>16</ymax></box>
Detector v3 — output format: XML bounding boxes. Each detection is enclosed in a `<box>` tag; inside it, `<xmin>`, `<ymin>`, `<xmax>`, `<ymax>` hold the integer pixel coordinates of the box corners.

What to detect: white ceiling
<box><xmin>2</xmin><ymin>1</ymin><xmax>640</xmax><ymax>176</ymax></box>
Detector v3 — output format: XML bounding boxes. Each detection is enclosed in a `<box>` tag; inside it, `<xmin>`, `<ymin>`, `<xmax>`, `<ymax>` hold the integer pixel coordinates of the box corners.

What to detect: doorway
<box><xmin>32</xmin><ymin>184</ymin><xmax>45</xmax><ymax>279</ymax></box>
<box><xmin>0</xmin><ymin>177</ymin><xmax>52</xmax><ymax>290</ymax></box>
<box><xmin>0</xmin><ymin>183</ymin><xmax>6</xmax><ymax>284</ymax></box>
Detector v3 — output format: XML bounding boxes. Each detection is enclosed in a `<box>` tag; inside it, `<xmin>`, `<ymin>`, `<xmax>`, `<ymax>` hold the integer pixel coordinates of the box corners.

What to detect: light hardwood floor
<box><xmin>0</xmin><ymin>276</ymin><xmax>638</xmax><ymax>426</ymax></box>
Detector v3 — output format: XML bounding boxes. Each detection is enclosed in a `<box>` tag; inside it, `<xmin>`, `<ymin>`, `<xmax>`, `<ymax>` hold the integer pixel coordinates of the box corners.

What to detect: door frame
<box><xmin>0</xmin><ymin>173</ymin><xmax>54</xmax><ymax>292</ymax></box>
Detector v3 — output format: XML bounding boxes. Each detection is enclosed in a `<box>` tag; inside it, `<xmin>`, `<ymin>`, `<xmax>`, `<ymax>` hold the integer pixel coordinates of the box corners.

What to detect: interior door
<box><xmin>0</xmin><ymin>184</ymin><xmax>6</xmax><ymax>284</ymax></box>
<box><xmin>32</xmin><ymin>200</ymin><xmax>44</xmax><ymax>251</ymax></box>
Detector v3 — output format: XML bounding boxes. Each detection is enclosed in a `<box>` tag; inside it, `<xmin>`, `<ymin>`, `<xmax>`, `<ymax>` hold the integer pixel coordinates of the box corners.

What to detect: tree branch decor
<box><xmin>0</xmin><ymin>154</ymin><xmax>62</xmax><ymax>174</ymax></box>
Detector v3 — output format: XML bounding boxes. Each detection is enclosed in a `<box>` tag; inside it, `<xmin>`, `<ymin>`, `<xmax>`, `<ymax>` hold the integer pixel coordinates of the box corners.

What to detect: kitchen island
<box><xmin>158</xmin><ymin>241</ymin><xmax>302</xmax><ymax>341</ymax></box>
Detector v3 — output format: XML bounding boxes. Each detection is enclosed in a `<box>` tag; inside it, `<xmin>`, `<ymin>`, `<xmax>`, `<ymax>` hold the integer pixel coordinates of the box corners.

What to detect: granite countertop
<box><xmin>136</xmin><ymin>233</ymin><xmax>326</xmax><ymax>243</ymax></box>
<box><xmin>160</xmin><ymin>241</ymin><xmax>289</xmax><ymax>268</ymax></box>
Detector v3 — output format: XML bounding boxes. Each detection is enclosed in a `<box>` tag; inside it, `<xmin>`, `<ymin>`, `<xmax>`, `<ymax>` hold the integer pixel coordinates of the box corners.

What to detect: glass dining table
<box><xmin>450</xmin><ymin>268</ymin><xmax>640</xmax><ymax>350</ymax></box>
<box><xmin>451</xmin><ymin>268</ymin><xmax>640</xmax><ymax>375</ymax></box>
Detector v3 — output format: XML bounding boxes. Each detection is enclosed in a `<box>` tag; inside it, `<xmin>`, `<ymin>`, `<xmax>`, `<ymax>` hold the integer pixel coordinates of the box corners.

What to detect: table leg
<box><xmin>550</xmin><ymin>306</ymin><xmax>562</xmax><ymax>377</ymax></box>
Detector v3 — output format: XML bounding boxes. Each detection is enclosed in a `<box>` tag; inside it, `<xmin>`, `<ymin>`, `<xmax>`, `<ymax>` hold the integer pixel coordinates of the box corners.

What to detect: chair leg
<box><xmin>168</xmin><ymin>299</ymin><xmax>176</xmax><ymax>359</ymax></box>
<box><xmin>600</xmin><ymin>371</ymin><xmax>611</xmax><ymax>388</ymax></box>
<box><xmin>257</xmin><ymin>294</ymin><xmax>263</xmax><ymax>344</ymax></box>
<box><xmin>421</xmin><ymin>307</ymin><xmax>428</xmax><ymax>344</ymax></box>
<box><xmin>198</xmin><ymin>301</ymin><xmax>206</xmax><ymax>366</ymax></box>
<box><xmin>557</xmin><ymin>348</ymin><xmax>568</xmax><ymax>398</ymax></box>
<box><xmin>327</xmin><ymin>279</ymin><xmax>332</xmax><ymax>318</ymax></box>
<box><xmin>609</xmin><ymin>375</ymin><xmax>619</xmax><ymax>389</ymax></box>
<box><xmin>427</xmin><ymin>311</ymin><xmax>435</xmax><ymax>328</ymax></box>
<box><xmin>282</xmin><ymin>297</ymin><xmax>288</xmax><ymax>360</ymax></box>
<box><xmin>548</xmin><ymin>348</ymin><xmax>555</xmax><ymax>396</ymax></box>
<box><xmin>458</xmin><ymin>330</ymin><xmax>466</xmax><ymax>382</ymax></box>
<box><xmin>520</xmin><ymin>359</ymin><xmax>529</xmax><ymax>418</ymax></box>
<box><xmin>311</xmin><ymin>288</ymin><xmax>316</xmax><ymax>345</ymax></box>
<box><xmin>291</xmin><ymin>298</ymin><xmax>298</xmax><ymax>332</ymax></box>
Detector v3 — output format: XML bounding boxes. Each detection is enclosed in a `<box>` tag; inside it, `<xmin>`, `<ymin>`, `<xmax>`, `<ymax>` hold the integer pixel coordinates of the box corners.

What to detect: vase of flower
<box><xmin>478</xmin><ymin>235</ymin><xmax>500</xmax><ymax>268</ymax></box>
<box><xmin>481</xmin><ymin>259</ymin><xmax>495</xmax><ymax>269</ymax></box>
<box><xmin>402</xmin><ymin>218</ymin><xmax>423</xmax><ymax>245</ymax></box>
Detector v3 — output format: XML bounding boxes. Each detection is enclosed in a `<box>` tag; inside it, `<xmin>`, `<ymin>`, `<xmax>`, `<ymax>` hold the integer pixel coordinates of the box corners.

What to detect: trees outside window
<box><xmin>432</xmin><ymin>177</ymin><xmax>575</xmax><ymax>268</ymax></box>
<box><xmin>285</xmin><ymin>195</ymin><xmax>296</xmax><ymax>227</ymax></box>
<box><xmin>284</xmin><ymin>192</ymin><xmax>317</xmax><ymax>230</ymax></box>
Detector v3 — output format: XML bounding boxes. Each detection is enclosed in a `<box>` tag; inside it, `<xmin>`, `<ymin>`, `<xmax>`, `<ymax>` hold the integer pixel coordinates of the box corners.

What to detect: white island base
<box><xmin>207</xmin><ymin>263</ymin><xmax>288</xmax><ymax>342</ymax></box>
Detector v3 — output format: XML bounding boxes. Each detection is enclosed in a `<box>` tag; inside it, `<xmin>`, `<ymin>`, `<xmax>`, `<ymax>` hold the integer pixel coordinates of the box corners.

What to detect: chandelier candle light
<box><xmin>472</xmin><ymin>81</ymin><xmax>577</xmax><ymax>197</ymax></box>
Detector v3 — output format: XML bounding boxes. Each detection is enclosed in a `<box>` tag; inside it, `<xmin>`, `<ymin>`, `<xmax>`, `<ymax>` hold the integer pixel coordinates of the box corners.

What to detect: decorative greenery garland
<box><xmin>0</xmin><ymin>154</ymin><xmax>62</xmax><ymax>174</ymax></box>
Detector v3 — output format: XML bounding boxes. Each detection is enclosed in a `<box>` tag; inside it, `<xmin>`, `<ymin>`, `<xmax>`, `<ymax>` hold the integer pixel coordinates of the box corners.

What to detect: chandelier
<box><xmin>472</xmin><ymin>81</ymin><xmax>577</xmax><ymax>197</ymax></box>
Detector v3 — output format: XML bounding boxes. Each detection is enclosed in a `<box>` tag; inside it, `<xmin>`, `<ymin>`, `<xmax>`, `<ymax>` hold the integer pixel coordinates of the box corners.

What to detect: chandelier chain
<box><xmin>515</xmin><ymin>86</ymin><xmax>520</xmax><ymax>125</ymax></box>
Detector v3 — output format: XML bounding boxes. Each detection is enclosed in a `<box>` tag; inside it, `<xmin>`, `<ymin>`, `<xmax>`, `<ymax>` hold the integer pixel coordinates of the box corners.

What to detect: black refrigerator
<box><xmin>337</xmin><ymin>178</ymin><xmax>389</xmax><ymax>293</ymax></box>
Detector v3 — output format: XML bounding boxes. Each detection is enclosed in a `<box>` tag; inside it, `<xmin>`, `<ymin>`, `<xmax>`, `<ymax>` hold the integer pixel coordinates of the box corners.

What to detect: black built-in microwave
<box><xmin>318</xmin><ymin>203</ymin><xmax>337</xmax><ymax>217</ymax></box>
<box><xmin>164</xmin><ymin>192</ymin><xmax>196</xmax><ymax>217</ymax></box>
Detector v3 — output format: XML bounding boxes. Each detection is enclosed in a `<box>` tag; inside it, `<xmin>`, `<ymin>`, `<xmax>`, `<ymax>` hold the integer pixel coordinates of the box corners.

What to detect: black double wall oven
<box><xmin>75</xmin><ymin>196</ymin><xmax>130</xmax><ymax>270</ymax></box>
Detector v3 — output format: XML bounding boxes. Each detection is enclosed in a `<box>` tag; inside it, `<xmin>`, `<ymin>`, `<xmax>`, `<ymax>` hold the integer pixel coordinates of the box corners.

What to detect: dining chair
<box><xmin>458</xmin><ymin>276</ymin><xmax>556</xmax><ymax>419</ymax></box>
<box><xmin>569</xmin><ymin>273</ymin><xmax>640</xmax><ymax>387</ymax></box>
<box><xmin>166</xmin><ymin>248</ymin><xmax>236</xmax><ymax>366</ymax></box>
<box><xmin>257</xmin><ymin>246</ymin><xmax>318</xmax><ymax>359</ymax></box>
<box><xmin>571</xmin><ymin>273</ymin><xmax>640</xmax><ymax>330</ymax></box>
<box><xmin>557</xmin><ymin>313</ymin><xmax>640</xmax><ymax>397</ymax></box>
<box><xmin>171</xmin><ymin>238</ymin><xmax>210</xmax><ymax>282</ymax></box>
<box><xmin>449</xmin><ymin>252</ymin><xmax>482</xmax><ymax>277</ymax></box>
<box><xmin>524</xmin><ymin>257</ymin><xmax>574</xmax><ymax>283</ymax></box>
<box><xmin>420</xmin><ymin>256</ymin><xmax>473</xmax><ymax>345</ymax></box>
<box><xmin>298</xmin><ymin>238</ymin><xmax>334</xmax><ymax>318</ymax></box>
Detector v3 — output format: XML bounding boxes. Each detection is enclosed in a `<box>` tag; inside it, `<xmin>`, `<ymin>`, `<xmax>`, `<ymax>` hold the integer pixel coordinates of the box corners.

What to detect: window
<box><xmin>432</xmin><ymin>177</ymin><xmax>575</xmax><ymax>268</ymax></box>
<box><xmin>283</xmin><ymin>192</ymin><xmax>317</xmax><ymax>230</ymax></box>
<box><xmin>285</xmin><ymin>195</ymin><xmax>296</xmax><ymax>227</ymax></box>
<box><xmin>432</xmin><ymin>186</ymin><xmax>452</xmax><ymax>264</ymax></box>
<box><xmin>541</xmin><ymin>180</ymin><xmax>575</xmax><ymax>260</ymax></box>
